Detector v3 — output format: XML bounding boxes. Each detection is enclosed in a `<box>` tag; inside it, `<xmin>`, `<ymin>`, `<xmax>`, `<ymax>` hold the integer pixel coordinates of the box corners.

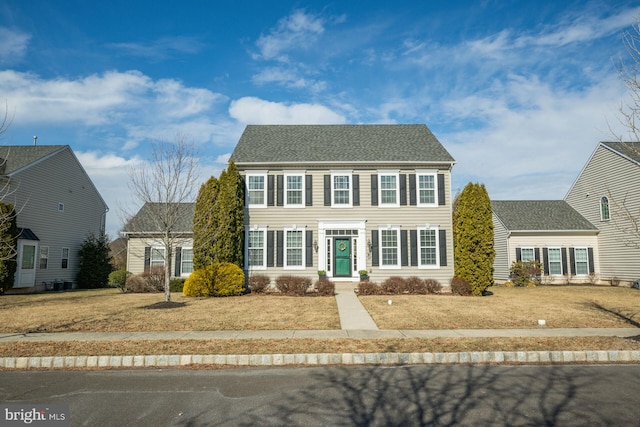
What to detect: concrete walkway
<box><xmin>334</xmin><ymin>282</ymin><xmax>378</xmax><ymax>330</ymax></box>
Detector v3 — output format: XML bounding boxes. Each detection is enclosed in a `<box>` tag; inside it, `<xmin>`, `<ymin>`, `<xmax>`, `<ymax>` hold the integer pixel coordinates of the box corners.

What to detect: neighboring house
<box><xmin>0</xmin><ymin>145</ymin><xmax>108</xmax><ymax>291</ymax></box>
<box><xmin>229</xmin><ymin>124</ymin><xmax>456</xmax><ymax>285</ymax></box>
<box><xmin>122</xmin><ymin>202</ymin><xmax>194</xmax><ymax>278</ymax></box>
<box><xmin>565</xmin><ymin>142</ymin><xmax>640</xmax><ymax>284</ymax></box>
<box><xmin>492</xmin><ymin>200</ymin><xmax>599</xmax><ymax>283</ymax></box>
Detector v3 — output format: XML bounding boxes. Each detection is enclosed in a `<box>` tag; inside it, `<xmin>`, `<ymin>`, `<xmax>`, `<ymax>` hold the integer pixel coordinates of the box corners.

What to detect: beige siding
<box><xmin>492</xmin><ymin>213</ymin><xmax>510</xmax><ymax>281</ymax></box>
<box><xmin>126</xmin><ymin>236</ymin><xmax>193</xmax><ymax>277</ymax></box>
<box><xmin>566</xmin><ymin>145</ymin><xmax>640</xmax><ymax>282</ymax></box>
<box><xmin>3</xmin><ymin>148</ymin><xmax>107</xmax><ymax>287</ymax></box>
<box><xmin>243</xmin><ymin>167</ymin><xmax>455</xmax><ymax>285</ymax></box>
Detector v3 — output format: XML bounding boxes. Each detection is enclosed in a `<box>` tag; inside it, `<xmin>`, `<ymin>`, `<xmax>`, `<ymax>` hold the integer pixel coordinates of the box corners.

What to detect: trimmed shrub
<box><xmin>275</xmin><ymin>275</ymin><xmax>311</xmax><ymax>296</ymax></box>
<box><xmin>212</xmin><ymin>262</ymin><xmax>245</xmax><ymax>296</ymax></box>
<box><xmin>424</xmin><ymin>278</ymin><xmax>443</xmax><ymax>294</ymax></box>
<box><xmin>358</xmin><ymin>280</ymin><xmax>382</xmax><ymax>295</ymax></box>
<box><xmin>315</xmin><ymin>279</ymin><xmax>335</xmax><ymax>296</ymax></box>
<box><xmin>108</xmin><ymin>269</ymin><xmax>130</xmax><ymax>293</ymax></box>
<box><xmin>170</xmin><ymin>278</ymin><xmax>185</xmax><ymax>293</ymax></box>
<box><xmin>381</xmin><ymin>276</ymin><xmax>405</xmax><ymax>294</ymax></box>
<box><xmin>404</xmin><ymin>276</ymin><xmax>427</xmax><ymax>294</ymax></box>
<box><xmin>141</xmin><ymin>266</ymin><xmax>165</xmax><ymax>292</ymax></box>
<box><xmin>509</xmin><ymin>261</ymin><xmax>541</xmax><ymax>287</ymax></box>
<box><xmin>248</xmin><ymin>274</ymin><xmax>271</xmax><ymax>294</ymax></box>
<box><xmin>451</xmin><ymin>276</ymin><xmax>472</xmax><ymax>296</ymax></box>
<box><xmin>126</xmin><ymin>274</ymin><xmax>160</xmax><ymax>293</ymax></box>
<box><xmin>183</xmin><ymin>265</ymin><xmax>215</xmax><ymax>297</ymax></box>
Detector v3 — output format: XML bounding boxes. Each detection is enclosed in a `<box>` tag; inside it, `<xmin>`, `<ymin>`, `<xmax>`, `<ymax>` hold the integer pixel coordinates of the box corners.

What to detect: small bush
<box><xmin>315</xmin><ymin>280</ymin><xmax>335</xmax><ymax>296</ymax></box>
<box><xmin>141</xmin><ymin>266</ymin><xmax>165</xmax><ymax>292</ymax></box>
<box><xmin>424</xmin><ymin>278</ymin><xmax>442</xmax><ymax>294</ymax></box>
<box><xmin>183</xmin><ymin>265</ymin><xmax>215</xmax><ymax>297</ymax></box>
<box><xmin>248</xmin><ymin>274</ymin><xmax>271</xmax><ymax>293</ymax></box>
<box><xmin>381</xmin><ymin>276</ymin><xmax>405</xmax><ymax>294</ymax></box>
<box><xmin>451</xmin><ymin>276</ymin><xmax>472</xmax><ymax>296</ymax></box>
<box><xmin>212</xmin><ymin>262</ymin><xmax>245</xmax><ymax>296</ymax></box>
<box><xmin>404</xmin><ymin>276</ymin><xmax>427</xmax><ymax>294</ymax></box>
<box><xmin>509</xmin><ymin>261</ymin><xmax>541</xmax><ymax>287</ymax></box>
<box><xmin>108</xmin><ymin>269</ymin><xmax>131</xmax><ymax>293</ymax></box>
<box><xmin>170</xmin><ymin>278</ymin><xmax>185</xmax><ymax>293</ymax></box>
<box><xmin>358</xmin><ymin>280</ymin><xmax>382</xmax><ymax>295</ymax></box>
<box><xmin>275</xmin><ymin>275</ymin><xmax>311</xmax><ymax>296</ymax></box>
<box><xmin>126</xmin><ymin>274</ymin><xmax>159</xmax><ymax>293</ymax></box>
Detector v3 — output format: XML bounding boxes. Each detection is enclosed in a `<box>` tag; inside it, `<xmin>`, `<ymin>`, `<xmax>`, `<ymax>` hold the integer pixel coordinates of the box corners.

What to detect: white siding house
<box><xmin>0</xmin><ymin>145</ymin><xmax>108</xmax><ymax>291</ymax></box>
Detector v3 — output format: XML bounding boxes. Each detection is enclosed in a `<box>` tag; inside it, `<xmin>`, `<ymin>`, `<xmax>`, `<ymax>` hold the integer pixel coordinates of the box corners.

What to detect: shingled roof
<box><xmin>123</xmin><ymin>202</ymin><xmax>194</xmax><ymax>234</ymax></box>
<box><xmin>230</xmin><ymin>124</ymin><xmax>455</xmax><ymax>165</ymax></box>
<box><xmin>492</xmin><ymin>200</ymin><xmax>598</xmax><ymax>232</ymax></box>
<box><xmin>0</xmin><ymin>145</ymin><xmax>67</xmax><ymax>175</ymax></box>
<box><xmin>601</xmin><ymin>141</ymin><xmax>640</xmax><ymax>164</ymax></box>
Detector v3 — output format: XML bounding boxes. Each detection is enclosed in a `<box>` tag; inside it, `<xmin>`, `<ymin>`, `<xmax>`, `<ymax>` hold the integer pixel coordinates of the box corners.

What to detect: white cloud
<box><xmin>252</xmin><ymin>66</ymin><xmax>326</xmax><ymax>91</ymax></box>
<box><xmin>255</xmin><ymin>10</ymin><xmax>325</xmax><ymax>61</ymax></box>
<box><xmin>0</xmin><ymin>27</ymin><xmax>30</xmax><ymax>64</ymax></box>
<box><xmin>107</xmin><ymin>35</ymin><xmax>205</xmax><ymax>59</ymax></box>
<box><xmin>229</xmin><ymin>96</ymin><xmax>346</xmax><ymax>124</ymax></box>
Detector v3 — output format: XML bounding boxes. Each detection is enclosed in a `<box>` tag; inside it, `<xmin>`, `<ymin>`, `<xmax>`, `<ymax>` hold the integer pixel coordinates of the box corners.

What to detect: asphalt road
<box><xmin>1</xmin><ymin>365</ymin><xmax>639</xmax><ymax>426</ymax></box>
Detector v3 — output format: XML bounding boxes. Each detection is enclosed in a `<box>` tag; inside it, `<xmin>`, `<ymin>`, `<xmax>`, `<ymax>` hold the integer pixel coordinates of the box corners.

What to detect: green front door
<box><xmin>334</xmin><ymin>238</ymin><xmax>351</xmax><ymax>277</ymax></box>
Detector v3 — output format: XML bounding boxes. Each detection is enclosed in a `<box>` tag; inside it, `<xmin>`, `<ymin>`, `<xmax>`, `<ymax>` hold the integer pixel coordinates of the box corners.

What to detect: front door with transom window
<box><xmin>334</xmin><ymin>238</ymin><xmax>351</xmax><ymax>277</ymax></box>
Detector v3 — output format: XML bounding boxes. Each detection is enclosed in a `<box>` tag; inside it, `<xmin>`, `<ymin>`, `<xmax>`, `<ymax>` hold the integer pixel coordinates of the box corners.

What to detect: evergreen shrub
<box><xmin>212</xmin><ymin>262</ymin><xmax>245</xmax><ymax>296</ymax></box>
<box><xmin>108</xmin><ymin>269</ymin><xmax>130</xmax><ymax>293</ymax></box>
<box><xmin>509</xmin><ymin>261</ymin><xmax>541</xmax><ymax>287</ymax></box>
<box><xmin>183</xmin><ymin>265</ymin><xmax>215</xmax><ymax>297</ymax></box>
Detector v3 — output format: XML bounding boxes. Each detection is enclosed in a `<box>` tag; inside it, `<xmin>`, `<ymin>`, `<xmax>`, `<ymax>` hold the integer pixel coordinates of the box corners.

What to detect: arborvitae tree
<box><xmin>452</xmin><ymin>182</ymin><xmax>495</xmax><ymax>296</ymax></box>
<box><xmin>0</xmin><ymin>202</ymin><xmax>17</xmax><ymax>293</ymax></box>
<box><xmin>76</xmin><ymin>232</ymin><xmax>112</xmax><ymax>288</ymax></box>
<box><xmin>193</xmin><ymin>176</ymin><xmax>219</xmax><ymax>270</ymax></box>
<box><xmin>212</xmin><ymin>162</ymin><xmax>245</xmax><ymax>268</ymax></box>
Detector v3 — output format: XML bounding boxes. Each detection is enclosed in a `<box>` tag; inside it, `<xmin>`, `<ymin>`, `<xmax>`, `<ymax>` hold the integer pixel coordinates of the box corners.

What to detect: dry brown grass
<box><xmin>361</xmin><ymin>286</ymin><xmax>640</xmax><ymax>329</ymax></box>
<box><xmin>0</xmin><ymin>289</ymin><xmax>340</xmax><ymax>332</ymax></box>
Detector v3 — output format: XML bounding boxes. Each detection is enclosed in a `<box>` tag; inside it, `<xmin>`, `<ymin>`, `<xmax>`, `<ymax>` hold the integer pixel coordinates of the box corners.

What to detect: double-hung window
<box><xmin>39</xmin><ymin>246</ymin><xmax>49</xmax><ymax>269</ymax></box>
<box><xmin>332</xmin><ymin>173</ymin><xmax>351</xmax><ymax>206</ymax></box>
<box><xmin>151</xmin><ymin>247</ymin><xmax>165</xmax><ymax>267</ymax></box>
<box><xmin>181</xmin><ymin>248</ymin><xmax>193</xmax><ymax>275</ymax></box>
<box><xmin>61</xmin><ymin>247</ymin><xmax>69</xmax><ymax>269</ymax></box>
<box><xmin>417</xmin><ymin>173</ymin><xmax>437</xmax><ymax>206</ymax></box>
<box><xmin>285</xmin><ymin>174</ymin><xmax>303</xmax><ymax>207</ymax></box>
<box><xmin>520</xmin><ymin>247</ymin><xmax>535</xmax><ymax>262</ymax></box>
<box><xmin>380</xmin><ymin>228</ymin><xmax>400</xmax><ymax>268</ymax></box>
<box><xmin>547</xmin><ymin>247</ymin><xmax>562</xmax><ymax>275</ymax></box>
<box><xmin>247</xmin><ymin>174</ymin><xmax>266</xmax><ymax>207</ymax></box>
<box><xmin>379</xmin><ymin>172</ymin><xmax>399</xmax><ymax>206</ymax></box>
<box><xmin>418</xmin><ymin>227</ymin><xmax>438</xmax><ymax>268</ymax></box>
<box><xmin>574</xmin><ymin>247</ymin><xmax>589</xmax><ymax>275</ymax></box>
<box><xmin>285</xmin><ymin>228</ymin><xmax>304</xmax><ymax>268</ymax></box>
<box><xmin>600</xmin><ymin>196</ymin><xmax>610</xmax><ymax>221</ymax></box>
<box><xmin>247</xmin><ymin>228</ymin><xmax>266</xmax><ymax>269</ymax></box>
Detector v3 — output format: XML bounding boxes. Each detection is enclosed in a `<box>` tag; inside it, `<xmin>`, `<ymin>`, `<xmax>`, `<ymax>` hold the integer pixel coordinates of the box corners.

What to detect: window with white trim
<box><xmin>285</xmin><ymin>174</ymin><xmax>303</xmax><ymax>206</ymax></box>
<box><xmin>332</xmin><ymin>173</ymin><xmax>351</xmax><ymax>206</ymax></box>
<box><xmin>547</xmin><ymin>247</ymin><xmax>562</xmax><ymax>275</ymax></box>
<box><xmin>600</xmin><ymin>196</ymin><xmax>610</xmax><ymax>221</ymax></box>
<box><xmin>61</xmin><ymin>247</ymin><xmax>69</xmax><ymax>269</ymax></box>
<box><xmin>181</xmin><ymin>248</ymin><xmax>193</xmax><ymax>275</ymax></box>
<box><xmin>521</xmin><ymin>247</ymin><xmax>535</xmax><ymax>262</ymax></box>
<box><xmin>380</xmin><ymin>228</ymin><xmax>400</xmax><ymax>268</ymax></box>
<box><xmin>247</xmin><ymin>174</ymin><xmax>266</xmax><ymax>206</ymax></box>
<box><xmin>574</xmin><ymin>247</ymin><xmax>589</xmax><ymax>275</ymax></box>
<box><xmin>379</xmin><ymin>173</ymin><xmax>398</xmax><ymax>206</ymax></box>
<box><xmin>151</xmin><ymin>247</ymin><xmax>165</xmax><ymax>267</ymax></box>
<box><xmin>39</xmin><ymin>246</ymin><xmax>49</xmax><ymax>269</ymax></box>
<box><xmin>418</xmin><ymin>227</ymin><xmax>439</xmax><ymax>268</ymax></box>
<box><xmin>285</xmin><ymin>228</ymin><xmax>304</xmax><ymax>268</ymax></box>
<box><xmin>417</xmin><ymin>173</ymin><xmax>436</xmax><ymax>206</ymax></box>
<box><xmin>247</xmin><ymin>229</ymin><xmax>266</xmax><ymax>268</ymax></box>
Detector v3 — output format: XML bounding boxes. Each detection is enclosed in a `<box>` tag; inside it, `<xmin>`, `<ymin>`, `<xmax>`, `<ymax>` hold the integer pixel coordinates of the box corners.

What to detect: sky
<box><xmin>0</xmin><ymin>0</ymin><xmax>638</xmax><ymax>238</ymax></box>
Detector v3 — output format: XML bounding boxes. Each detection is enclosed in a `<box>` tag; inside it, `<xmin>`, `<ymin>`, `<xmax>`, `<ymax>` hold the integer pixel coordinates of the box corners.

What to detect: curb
<box><xmin>2</xmin><ymin>350</ymin><xmax>640</xmax><ymax>369</ymax></box>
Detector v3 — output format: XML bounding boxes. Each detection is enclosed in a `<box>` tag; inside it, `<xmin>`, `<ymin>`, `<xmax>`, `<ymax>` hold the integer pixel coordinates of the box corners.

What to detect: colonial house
<box><xmin>492</xmin><ymin>200</ymin><xmax>599</xmax><ymax>283</ymax></box>
<box><xmin>0</xmin><ymin>145</ymin><xmax>108</xmax><ymax>291</ymax></box>
<box><xmin>565</xmin><ymin>142</ymin><xmax>640</xmax><ymax>284</ymax></box>
<box><xmin>229</xmin><ymin>124</ymin><xmax>456</xmax><ymax>286</ymax></box>
<box><xmin>122</xmin><ymin>202</ymin><xmax>194</xmax><ymax>278</ymax></box>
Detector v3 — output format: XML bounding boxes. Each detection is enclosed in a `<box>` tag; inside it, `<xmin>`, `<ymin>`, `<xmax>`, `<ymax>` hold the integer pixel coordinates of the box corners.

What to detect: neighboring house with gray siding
<box><xmin>230</xmin><ymin>124</ymin><xmax>456</xmax><ymax>286</ymax></box>
<box><xmin>122</xmin><ymin>202</ymin><xmax>194</xmax><ymax>278</ymax></box>
<box><xmin>0</xmin><ymin>145</ymin><xmax>108</xmax><ymax>291</ymax></box>
<box><xmin>492</xmin><ymin>200</ymin><xmax>599</xmax><ymax>283</ymax></box>
<box><xmin>565</xmin><ymin>142</ymin><xmax>640</xmax><ymax>284</ymax></box>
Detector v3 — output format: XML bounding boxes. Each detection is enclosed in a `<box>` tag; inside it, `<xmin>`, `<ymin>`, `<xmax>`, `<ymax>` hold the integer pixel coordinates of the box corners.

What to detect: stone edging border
<box><xmin>2</xmin><ymin>350</ymin><xmax>640</xmax><ymax>369</ymax></box>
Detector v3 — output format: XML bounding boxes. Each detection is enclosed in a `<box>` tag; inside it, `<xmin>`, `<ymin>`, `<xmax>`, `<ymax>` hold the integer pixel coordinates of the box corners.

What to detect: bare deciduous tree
<box><xmin>127</xmin><ymin>136</ymin><xmax>199</xmax><ymax>302</ymax></box>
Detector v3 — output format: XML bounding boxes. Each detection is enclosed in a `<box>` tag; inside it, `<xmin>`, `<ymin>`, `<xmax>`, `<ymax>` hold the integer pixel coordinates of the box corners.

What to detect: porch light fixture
<box><xmin>313</xmin><ymin>239</ymin><xmax>318</xmax><ymax>253</ymax></box>
<box><xmin>367</xmin><ymin>239</ymin><xmax>372</xmax><ymax>255</ymax></box>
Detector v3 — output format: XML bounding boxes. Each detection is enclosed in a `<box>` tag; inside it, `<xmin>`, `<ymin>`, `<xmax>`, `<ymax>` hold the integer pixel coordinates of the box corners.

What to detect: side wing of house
<box><xmin>492</xmin><ymin>212</ymin><xmax>510</xmax><ymax>282</ymax></box>
<box><xmin>565</xmin><ymin>143</ymin><xmax>640</xmax><ymax>283</ymax></box>
<box><xmin>6</xmin><ymin>147</ymin><xmax>108</xmax><ymax>289</ymax></box>
<box><xmin>126</xmin><ymin>235</ymin><xmax>194</xmax><ymax>278</ymax></box>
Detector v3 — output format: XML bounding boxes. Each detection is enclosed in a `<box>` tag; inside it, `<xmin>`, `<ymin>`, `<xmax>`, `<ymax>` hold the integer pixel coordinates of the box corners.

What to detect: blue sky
<box><xmin>0</xmin><ymin>0</ymin><xmax>638</xmax><ymax>237</ymax></box>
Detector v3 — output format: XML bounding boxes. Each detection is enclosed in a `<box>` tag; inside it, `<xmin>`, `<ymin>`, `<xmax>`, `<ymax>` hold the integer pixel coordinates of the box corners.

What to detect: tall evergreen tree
<box><xmin>453</xmin><ymin>182</ymin><xmax>495</xmax><ymax>296</ymax></box>
<box><xmin>0</xmin><ymin>202</ymin><xmax>17</xmax><ymax>293</ymax></box>
<box><xmin>212</xmin><ymin>162</ymin><xmax>245</xmax><ymax>268</ymax></box>
<box><xmin>76</xmin><ymin>232</ymin><xmax>112</xmax><ymax>288</ymax></box>
<box><xmin>193</xmin><ymin>176</ymin><xmax>219</xmax><ymax>270</ymax></box>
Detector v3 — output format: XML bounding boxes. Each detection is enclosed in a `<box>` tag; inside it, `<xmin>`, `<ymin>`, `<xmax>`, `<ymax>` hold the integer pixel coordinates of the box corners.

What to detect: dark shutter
<box><xmin>267</xmin><ymin>175</ymin><xmax>275</xmax><ymax>206</ymax></box>
<box><xmin>588</xmin><ymin>248</ymin><xmax>595</xmax><ymax>274</ymax></box>
<box><xmin>439</xmin><ymin>229</ymin><xmax>447</xmax><ymax>266</ymax></box>
<box><xmin>175</xmin><ymin>247</ymin><xmax>182</xmax><ymax>277</ymax></box>
<box><xmin>324</xmin><ymin>175</ymin><xmax>331</xmax><ymax>206</ymax></box>
<box><xmin>410</xmin><ymin>229</ymin><xmax>418</xmax><ymax>266</ymax></box>
<box><xmin>437</xmin><ymin>174</ymin><xmax>445</xmax><ymax>206</ymax></box>
<box><xmin>409</xmin><ymin>174</ymin><xmax>417</xmax><ymax>206</ymax></box>
<box><xmin>371</xmin><ymin>174</ymin><xmax>378</xmax><ymax>206</ymax></box>
<box><xmin>534</xmin><ymin>248</ymin><xmax>540</xmax><ymax>263</ymax></box>
<box><xmin>266</xmin><ymin>231</ymin><xmax>274</xmax><ymax>267</ymax></box>
<box><xmin>276</xmin><ymin>231</ymin><xmax>284</xmax><ymax>267</ymax></box>
<box><xmin>542</xmin><ymin>248</ymin><xmax>549</xmax><ymax>275</ymax></box>
<box><xmin>400</xmin><ymin>230</ymin><xmax>408</xmax><ymax>266</ymax></box>
<box><xmin>306</xmin><ymin>230</ymin><xmax>313</xmax><ymax>267</ymax></box>
<box><xmin>569</xmin><ymin>248</ymin><xmax>576</xmax><ymax>275</ymax></box>
<box><xmin>276</xmin><ymin>175</ymin><xmax>284</xmax><ymax>206</ymax></box>
<box><xmin>561</xmin><ymin>248</ymin><xmax>568</xmax><ymax>276</ymax></box>
<box><xmin>144</xmin><ymin>247</ymin><xmax>151</xmax><ymax>273</ymax></box>
<box><xmin>515</xmin><ymin>247</ymin><xmax>522</xmax><ymax>262</ymax></box>
<box><xmin>305</xmin><ymin>175</ymin><xmax>312</xmax><ymax>206</ymax></box>
<box><xmin>399</xmin><ymin>174</ymin><xmax>407</xmax><ymax>206</ymax></box>
<box><xmin>371</xmin><ymin>230</ymin><xmax>379</xmax><ymax>267</ymax></box>
<box><xmin>352</xmin><ymin>174</ymin><xmax>360</xmax><ymax>206</ymax></box>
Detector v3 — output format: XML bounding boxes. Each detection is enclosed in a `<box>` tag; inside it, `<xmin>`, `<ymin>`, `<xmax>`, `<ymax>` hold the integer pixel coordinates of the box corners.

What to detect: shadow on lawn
<box><xmin>588</xmin><ymin>302</ymin><xmax>640</xmax><ymax>327</ymax></box>
<box><xmin>141</xmin><ymin>301</ymin><xmax>186</xmax><ymax>310</ymax></box>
